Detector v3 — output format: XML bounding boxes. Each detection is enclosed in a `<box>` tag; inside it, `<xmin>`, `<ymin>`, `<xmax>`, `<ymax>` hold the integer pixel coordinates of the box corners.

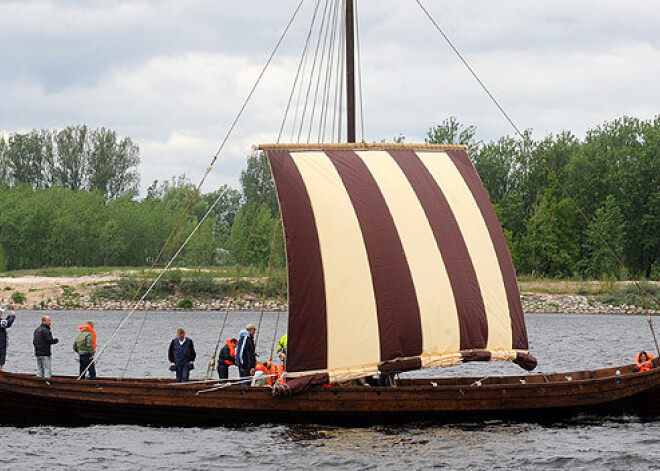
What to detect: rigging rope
<box><xmin>279</xmin><ymin>0</ymin><xmax>322</xmax><ymax>144</ymax></box>
<box><xmin>205</xmin><ymin>184</ymin><xmax>267</xmax><ymax>380</ymax></box>
<box><xmin>354</xmin><ymin>0</ymin><xmax>365</xmax><ymax>142</ymax></box>
<box><xmin>415</xmin><ymin>0</ymin><xmax>660</xmax><ymax>353</ymax></box>
<box><xmin>86</xmin><ymin>0</ymin><xmax>306</xmax><ymax>378</ymax></box>
<box><xmin>307</xmin><ymin>0</ymin><xmax>334</xmax><ymax>143</ymax></box>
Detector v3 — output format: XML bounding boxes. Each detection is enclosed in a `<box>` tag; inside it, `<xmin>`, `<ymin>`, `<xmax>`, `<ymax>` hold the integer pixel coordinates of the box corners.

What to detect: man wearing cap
<box><xmin>73</xmin><ymin>321</ymin><xmax>97</xmax><ymax>380</ymax></box>
<box><xmin>0</xmin><ymin>307</ymin><xmax>17</xmax><ymax>371</ymax></box>
<box><xmin>236</xmin><ymin>324</ymin><xmax>257</xmax><ymax>385</ymax></box>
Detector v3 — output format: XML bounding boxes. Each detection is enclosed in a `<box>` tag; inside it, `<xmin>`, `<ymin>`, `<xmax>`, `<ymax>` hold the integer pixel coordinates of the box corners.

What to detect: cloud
<box><xmin>1</xmin><ymin>0</ymin><xmax>660</xmax><ymax>194</ymax></box>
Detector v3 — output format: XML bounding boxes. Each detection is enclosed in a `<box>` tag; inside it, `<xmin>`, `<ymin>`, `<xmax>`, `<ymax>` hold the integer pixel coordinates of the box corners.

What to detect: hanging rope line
<box><xmin>354</xmin><ymin>0</ymin><xmax>365</xmax><ymax>142</ymax></box>
<box><xmin>279</xmin><ymin>0</ymin><xmax>323</xmax><ymax>144</ymax></box>
<box><xmin>415</xmin><ymin>0</ymin><xmax>660</xmax><ymax>352</ymax></box>
<box><xmin>86</xmin><ymin>1</ymin><xmax>306</xmax><ymax>379</ymax></box>
<box><xmin>307</xmin><ymin>0</ymin><xmax>335</xmax><ymax>143</ymax></box>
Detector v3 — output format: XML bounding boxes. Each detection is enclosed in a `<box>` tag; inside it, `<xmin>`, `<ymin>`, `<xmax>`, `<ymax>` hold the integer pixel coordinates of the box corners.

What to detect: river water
<box><xmin>1</xmin><ymin>310</ymin><xmax>659</xmax><ymax>470</ymax></box>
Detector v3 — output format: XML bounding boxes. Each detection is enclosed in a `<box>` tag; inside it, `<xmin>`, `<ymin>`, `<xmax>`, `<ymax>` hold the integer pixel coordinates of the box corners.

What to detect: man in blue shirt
<box><xmin>168</xmin><ymin>327</ymin><xmax>196</xmax><ymax>383</ymax></box>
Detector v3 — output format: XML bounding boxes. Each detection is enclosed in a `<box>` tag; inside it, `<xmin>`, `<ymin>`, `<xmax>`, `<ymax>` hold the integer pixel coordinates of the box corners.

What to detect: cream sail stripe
<box><xmin>290</xmin><ymin>151</ymin><xmax>381</xmax><ymax>370</ymax></box>
<box><xmin>357</xmin><ymin>151</ymin><xmax>460</xmax><ymax>356</ymax></box>
<box><xmin>418</xmin><ymin>152</ymin><xmax>513</xmax><ymax>350</ymax></box>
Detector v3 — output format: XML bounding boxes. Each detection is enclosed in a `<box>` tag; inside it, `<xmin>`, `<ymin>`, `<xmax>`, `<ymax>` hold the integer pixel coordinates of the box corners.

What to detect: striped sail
<box><xmin>261</xmin><ymin>143</ymin><xmax>536</xmax><ymax>384</ymax></box>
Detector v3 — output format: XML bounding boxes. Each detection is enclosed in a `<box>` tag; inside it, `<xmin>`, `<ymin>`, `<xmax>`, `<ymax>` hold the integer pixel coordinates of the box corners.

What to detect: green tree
<box><xmin>53</xmin><ymin>125</ymin><xmax>89</xmax><ymax>191</ymax></box>
<box><xmin>579</xmin><ymin>195</ymin><xmax>625</xmax><ymax>278</ymax></box>
<box><xmin>523</xmin><ymin>184</ymin><xmax>580</xmax><ymax>277</ymax></box>
<box><xmin>228</xmin><ymin>203</ymin><xmax>279</xmax><ymax>268</ymax></box>
<box><xmin>87</xmin><ymin>128</ymin><xmax>140</xmax><ymax>199</ymax></box>
<box><xmin>240</xmin><ymin>151</ymin><xmax>279</xmax><ymax>216</ymax></box>
<box><xmin>425</xmin><ymin>116</ymin><xmax>479</xmax><ymax>154</ymax></box>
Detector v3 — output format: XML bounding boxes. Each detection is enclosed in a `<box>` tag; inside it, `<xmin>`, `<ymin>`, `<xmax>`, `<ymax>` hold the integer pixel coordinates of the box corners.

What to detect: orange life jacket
<box><xmin>275</xmin><ymin>363</ymin><xmax>286</xmax><ymax>384</ymax></box>
<box><xmin>78</xmin><ymin>324</ymin><xmax>97</xmax><ymax>350</ymax></box>
<box><xmin>253</xmin><ymin>363</ymin><xmax>271</xmax><ymax>385</ymax></box>
<box><xmin>635</xmin><ymin>352</ymin><xmax>654</xmax><ymax>372</ymax></box>
<box><xmin>224</xmin><ymin>338</ymin><xmax>236</xmax><ymax>365</ymax></box>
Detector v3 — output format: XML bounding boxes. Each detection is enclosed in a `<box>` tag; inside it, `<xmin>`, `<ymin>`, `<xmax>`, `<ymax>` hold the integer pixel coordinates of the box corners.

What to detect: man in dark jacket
<box><xmin>217</xmin><ymin>338</ymin><xmax>237</xmax><ymax>380</ymax></box>
<box><xmin>236</xmin><ymin>324</ymin><xmax>257</xmax><ymax>385</ymax></box>
<box><xmin>168</xmin><ymin>327</ymin><xmax>196</xmax><ymax>383</ymax></box>
<box><xmin>0</xmin><ymin>307</ymin><xmax>17</xmax><ymax>371</ymax></box>
<box><xmin>33</xmin><ymin>315</ymin><xmax>59</xmax><ymax>378</ymax></box>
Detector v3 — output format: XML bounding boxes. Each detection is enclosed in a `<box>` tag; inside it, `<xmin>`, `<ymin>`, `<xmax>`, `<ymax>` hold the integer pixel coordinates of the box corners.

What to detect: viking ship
<box><xmin>1</xmin><ymin>1</ymin><xmax>660</xmax><ymax>426</ymax></box>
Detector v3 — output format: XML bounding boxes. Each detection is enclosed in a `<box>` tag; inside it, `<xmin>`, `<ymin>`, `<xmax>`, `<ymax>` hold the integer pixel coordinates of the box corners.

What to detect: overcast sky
<box><xmin>1</xmin><ymin>1</ymin><xmax>659</xmax><ymax>195</ymax></box>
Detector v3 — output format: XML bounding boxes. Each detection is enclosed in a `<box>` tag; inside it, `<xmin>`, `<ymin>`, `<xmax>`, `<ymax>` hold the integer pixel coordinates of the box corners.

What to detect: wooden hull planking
<box><xmin>0</xmin><ymin>365</ymin><xmax>659</xmax><ymax>426</ymax></box>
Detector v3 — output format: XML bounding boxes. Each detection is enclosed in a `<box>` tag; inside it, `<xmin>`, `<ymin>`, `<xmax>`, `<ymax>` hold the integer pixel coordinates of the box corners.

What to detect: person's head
<box><xmin>265</xmin><ymin>359</ymin><xmax>272</xmax><ymax>369</ymax></box>
<box><xmin>177</xmin><ymin>327</ymin><xmax>186</xmax><ymax>341</ymax></box>
<box><xmin>640</xmin><ymin>351</ymin><xmax>649</xmax><ymax>361</ymax></box>
<box><xmin>87</xmin><ymin>321</ymin><xmax>94</xmax><ymax>328</ymax></box>
<box><xmin>42</xmin><ymin>315</ymin><xmax>52</xmax><ymax>326</ymax></box>
<box><xmin>246</xmin><ymin>323</ymin><xmax>256</xmax><ymax>336</ymax></box>
<box><xmin>230</xmin><ymin>338</ymin><xmax>238</xmax><ymax>346</ymax></box>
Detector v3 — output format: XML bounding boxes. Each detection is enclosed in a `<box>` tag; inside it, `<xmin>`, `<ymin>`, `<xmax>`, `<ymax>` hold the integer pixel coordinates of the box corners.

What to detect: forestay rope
<box><xmin>415</xmin><ymin>0</ymin><xmax>660</xmax><ymax>353</ymax></box>
<box><xmin>82</xmin><ymin>0</ymin><xmax>306</xmax><ymax>379</ymax></box>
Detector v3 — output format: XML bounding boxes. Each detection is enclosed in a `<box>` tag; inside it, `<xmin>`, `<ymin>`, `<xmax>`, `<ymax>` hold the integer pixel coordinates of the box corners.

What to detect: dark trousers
<box><xmin>238</xmin><ymin>367</ymin><xmax>251</xmax><ymax>385</ymax></box>
<box><xmin>79</xmin><ymin>353</ymin><xmax>96</xmax><ymax>380</ymax></box>
<box><xmin>175</xmin><ymin>363</ymin><xmax>192</xmax><ymax>383</ymax></box>
<box><xmin>218</xmin><ymin>363</ymin><xmax>230</xmax><ymax>380</ymax></box>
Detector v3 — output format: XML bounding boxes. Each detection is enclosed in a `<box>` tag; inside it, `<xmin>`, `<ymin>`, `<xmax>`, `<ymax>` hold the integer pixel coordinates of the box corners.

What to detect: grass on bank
<box><xmin>89</xmin><ymin>268</ymin><xmax>288</xmax><ymax>304</ymax></box>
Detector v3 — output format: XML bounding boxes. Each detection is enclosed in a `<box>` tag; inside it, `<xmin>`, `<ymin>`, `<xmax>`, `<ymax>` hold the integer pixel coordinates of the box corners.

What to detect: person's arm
<box><xmin>189</xmin><ymin>340</ymin><xmax>196</xmax><ymax>363</ymax></box>
<box><xmin>168</xmin><ymin>340</ymin><xmax>175</xmax><ymax>364</ymax></box>
<box><xmin>73</xmin><ymin>338</ymin><xmax>78</xmax><ymax>353</ymax></box>
<box><xmin>0</xmin><ymin>314</ymin><xmax>15</xmax><ymax>329</ymax></box>
<box><xmin>47</xmin><ymin>329</ymin><xmax>58</xmax><ymax>345</ymax></box>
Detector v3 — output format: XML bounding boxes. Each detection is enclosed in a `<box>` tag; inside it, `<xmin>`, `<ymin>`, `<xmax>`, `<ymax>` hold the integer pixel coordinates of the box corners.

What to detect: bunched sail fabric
<box><xmin>260</xmin><ymin>143</ymin><xmax>537</xmax><ymax>389</ymax></box>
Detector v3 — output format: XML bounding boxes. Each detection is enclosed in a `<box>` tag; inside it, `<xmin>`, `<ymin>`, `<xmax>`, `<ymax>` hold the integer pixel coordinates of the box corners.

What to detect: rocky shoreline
<box><xmin>0</xmin><ymin>275</ymin><xmax>658</xmax><ymax>314</ymax></box>
<box><xmin>0</xmin><ymin>292</ymin><xmax>658</xmax><ymax>315</ymax></box>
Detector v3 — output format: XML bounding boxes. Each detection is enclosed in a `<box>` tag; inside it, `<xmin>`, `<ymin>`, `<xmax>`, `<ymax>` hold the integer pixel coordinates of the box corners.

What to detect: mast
<box><xmin>345</xmin><ymin>0</ymin><xmax>356</xmax><ymax>143</ymax></box>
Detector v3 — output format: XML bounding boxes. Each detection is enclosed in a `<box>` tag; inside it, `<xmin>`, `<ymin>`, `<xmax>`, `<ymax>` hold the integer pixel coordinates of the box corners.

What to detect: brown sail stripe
<box><xmin>446</xmin><ymin>150</ymin><xmax>528</xmax><ymax>349</ymax></box>
<box><xmin>389</xmin><ymin>150</ymin><xmax>488</xmax><ymax>350</ymax></box>
<box><xmin>326</xmin><ymin>150</ymin><xmax>423</xmax><ymax>360</ymax></box>
<box><xmin>267</xmin><ymin>150</ymin><xmax>328</xmax><ymax>372</ymax></box>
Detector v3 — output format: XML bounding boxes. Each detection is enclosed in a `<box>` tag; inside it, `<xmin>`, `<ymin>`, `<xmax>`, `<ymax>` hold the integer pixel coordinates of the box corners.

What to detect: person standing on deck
<box><xmin>33</xmin><ymin>315</ymin><xmax>59</xmax><ymax>378</ymax></box>
<box><xmin>73</xmin><ymin>321</ymin><xmax>97</xmax><ymax>380</ymax></box>
<box><xmin>236</xmin><ymin>324</ymin><xmax>257</xmax><ymax>385</ymax></box>
<box><xmin>0</xmin><ymin>307</ymin><xmax>16</xmax><ymax>371</ymax></box>
<box><xmin>217</xmin><ymin>338</ymin><xmax>237</xmax><ymax>380</ymax></box>
<box><xmin>168</xmin><ymin>327</ymin><xmax>196</xmax><ymax>383</ymax></box>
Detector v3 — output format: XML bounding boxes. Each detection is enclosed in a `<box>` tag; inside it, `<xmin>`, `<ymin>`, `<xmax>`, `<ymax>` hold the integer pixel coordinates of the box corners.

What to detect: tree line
<box><xmin>1</xmin><ymin>118</ymin><xmax>659</xmax><ymax>280</ymax></box>
<box><xmin>425</xmin><ymin>116</ymin><xmax>660</xmax><ymax>279</ymax></box>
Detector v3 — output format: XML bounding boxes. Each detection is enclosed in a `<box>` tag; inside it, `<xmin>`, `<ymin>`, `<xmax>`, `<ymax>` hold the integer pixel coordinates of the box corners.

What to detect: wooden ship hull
<box><xmin>1</xmin><ymin>365</ymin><xmax>659</xmax><ymax>426</ymax></box>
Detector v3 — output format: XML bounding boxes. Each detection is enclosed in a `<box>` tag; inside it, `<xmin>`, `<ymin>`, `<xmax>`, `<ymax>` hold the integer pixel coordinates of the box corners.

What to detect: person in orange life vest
<box><xmin>73</xmin><ymin>321</ymin><xmax>97</xmax><ymax>380</ymax></box>
<box><xmin>253</xmin><ymin>360</ymin><xmax>276</xmax><ymax>386</ymax></box>
<box><xmin>168</xmin><ymin>328</ymin><xmax>196</xmax><ymax>383</ymax></box>
<box><xmin>217</xmin><ymin>338</ymin><xmax>237</xmax><ymax>380</ymax></box>
<box><xmin>634</xmin><ymin>351</ymin><xmax>655</xmax><ymax>372</ymax></box>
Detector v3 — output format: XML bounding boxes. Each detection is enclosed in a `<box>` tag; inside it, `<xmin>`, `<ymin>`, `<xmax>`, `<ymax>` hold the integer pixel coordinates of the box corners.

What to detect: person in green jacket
<box><xmin>73</xmin><ymin>321</ymin><xmax>97</xmax><ymax>380</ymax></box>
<box><xmin>277</xmin><ymin>334</ymin><xmax>287</xmax><ymax>363</ymax></box>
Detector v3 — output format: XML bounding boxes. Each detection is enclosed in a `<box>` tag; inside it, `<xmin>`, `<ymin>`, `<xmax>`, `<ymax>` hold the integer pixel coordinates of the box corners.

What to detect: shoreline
<box><xmin>0</xmin><ymin>275</ymin><xmax>658</xmax><ymax>315</ymax></box>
